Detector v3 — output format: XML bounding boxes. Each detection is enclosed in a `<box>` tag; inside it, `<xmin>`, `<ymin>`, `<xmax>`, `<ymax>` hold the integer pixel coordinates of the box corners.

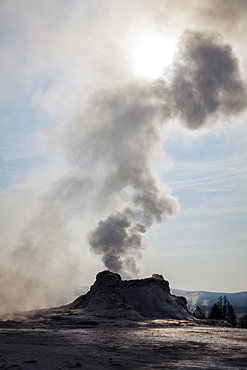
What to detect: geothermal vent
<box><xmin>69</xmin><ymin>271</ymin><xmax>191</xmax><ymax>320</ymax></box>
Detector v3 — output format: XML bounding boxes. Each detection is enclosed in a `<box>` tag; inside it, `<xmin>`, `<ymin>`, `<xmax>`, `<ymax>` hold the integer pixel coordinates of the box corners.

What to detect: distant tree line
<box><xmin>192</xmin><ymin>295</ymin><xmax>238</xmax><ymax>327</ymax></box>
<box><xmin>238</xmin><ymin>314</ymin><xmax>247</xmax><ymax>328</ymax></box>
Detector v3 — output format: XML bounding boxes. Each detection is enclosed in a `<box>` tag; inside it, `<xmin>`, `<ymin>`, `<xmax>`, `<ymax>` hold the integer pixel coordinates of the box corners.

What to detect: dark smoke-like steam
<box><xmin>67</xmin><ymin>84</ymin><xmax>179</xmax><ymax>277</ymax></box>
<box><xmin>5</xmin><ymin>30</ymin><xmax>246</xmax><ymax>307</ymax></box>
<box><xmin>86</xmin><ymin>30</ymin><xmax>246</xmax><ymax>276</ymax></box>
<box><xmin>88</xmin><ymin>208</ymin><xmax>145</xmax><ymax>275</ymax></box>
<box><xmin>170</xmin><ymin>30</ymin><xmax>247</xmax><ymax>128</ymax></box>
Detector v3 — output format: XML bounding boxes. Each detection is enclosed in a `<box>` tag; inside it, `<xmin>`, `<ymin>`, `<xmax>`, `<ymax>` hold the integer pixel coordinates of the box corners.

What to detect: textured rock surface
<box><xmin>1</xmin><ymin>271</ymin><xmax>234</xmax><ymax>328</ymax></box>
<box><xmin>69</xmin><ymin>270</ymin><xmax>191</xmax><ymax>320</ymax></box>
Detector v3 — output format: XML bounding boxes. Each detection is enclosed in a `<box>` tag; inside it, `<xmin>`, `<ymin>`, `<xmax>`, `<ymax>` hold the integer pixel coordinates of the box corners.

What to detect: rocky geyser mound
<box><xmin>69</xmin><ymin>270</ymin><xmax>192</xmax><ymax>320</ymax></box>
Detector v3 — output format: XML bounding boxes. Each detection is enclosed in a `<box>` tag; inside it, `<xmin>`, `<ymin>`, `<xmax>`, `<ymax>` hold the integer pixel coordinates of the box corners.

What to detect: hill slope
<box><xmin>171</xmin><ymin>289</ymin><xmax>247</xmax><ymax>314</ymax></box>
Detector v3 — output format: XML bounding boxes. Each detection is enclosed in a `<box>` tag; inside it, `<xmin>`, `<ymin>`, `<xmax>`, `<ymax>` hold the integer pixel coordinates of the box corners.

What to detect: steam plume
<box><xmin>86</xmin><ymin>30</ymin><xmax>246</xmax><ymax>275</ymax></box>
<box><xmin>169</xmin><ymin>31</ymin><xmax>247</xmax><ymax>128</ymax></box>
<box><xmin>88</xmin><ymin>208</ymin><xmax>145</xmax><ymax>276</ymax></box>
<box><xmin>67</xmin><ymin>84</ymin><xmax>179</xmax><ymax>277</ymax></box>
<box><xmin>2</xmin><ymin>27</ymin><xmax>246</xmax><ymax>312</ymax></box>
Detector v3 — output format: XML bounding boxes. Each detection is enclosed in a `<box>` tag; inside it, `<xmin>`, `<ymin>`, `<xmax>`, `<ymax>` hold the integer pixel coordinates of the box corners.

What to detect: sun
<box><xmin>133</xmin><ymin>34</ymin><xmax>176</xmax><ymax>80</ymax></box>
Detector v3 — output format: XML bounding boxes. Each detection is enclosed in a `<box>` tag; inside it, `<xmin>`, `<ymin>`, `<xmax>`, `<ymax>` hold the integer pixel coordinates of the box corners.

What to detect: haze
<box><xmin>0</xmin><ymin>0</ymin><xmax>247</xmax><ymax>314</ymax></box>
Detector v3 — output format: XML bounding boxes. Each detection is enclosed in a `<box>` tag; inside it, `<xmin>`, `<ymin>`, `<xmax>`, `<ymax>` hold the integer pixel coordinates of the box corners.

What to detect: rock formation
<box><xmin>0</xmin><ymin>270</ymin><xmax>193</xmax><ymax>328</ymax></box>
<box><xmin>69</xmin><ymin>270</ymin><xmax>192</xmax><ymax>320</ymax></box>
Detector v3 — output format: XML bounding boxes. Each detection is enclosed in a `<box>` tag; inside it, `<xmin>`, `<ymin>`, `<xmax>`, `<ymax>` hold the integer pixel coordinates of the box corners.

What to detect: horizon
<box><xmin>0</xmin><ymin>0</ymin><xmax>247</xmax><ymax>314</ymax></box>
<box><xmin>76</xmin><ymin>271</ymin><xmax>247</xmax><ymax>295</ymax></box>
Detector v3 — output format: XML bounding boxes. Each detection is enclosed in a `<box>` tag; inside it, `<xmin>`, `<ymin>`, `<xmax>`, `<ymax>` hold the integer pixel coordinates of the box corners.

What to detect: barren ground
<box><xmin>0</xmin><ymin>323</ymin><xmax>246</xmax><ymax>369</ymax></box>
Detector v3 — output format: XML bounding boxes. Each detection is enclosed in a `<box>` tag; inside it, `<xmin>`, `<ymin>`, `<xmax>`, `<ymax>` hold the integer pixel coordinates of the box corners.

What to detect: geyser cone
<box><xmin>69</xmin><ymin>270</ymin><xmax>192</xmax><ymax>320</ymax></box>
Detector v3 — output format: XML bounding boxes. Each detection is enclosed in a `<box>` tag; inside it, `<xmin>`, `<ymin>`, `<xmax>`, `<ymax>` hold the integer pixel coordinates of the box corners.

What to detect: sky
<box><xmin>0</xmin><ymin>0</ymin><xmax>247</xmax><ymax>314</ymax></box>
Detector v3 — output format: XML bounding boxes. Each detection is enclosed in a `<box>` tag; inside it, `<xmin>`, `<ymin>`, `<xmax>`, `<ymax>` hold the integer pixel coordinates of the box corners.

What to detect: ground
<box><xmin>0</xmin><ymin>323</ymin><xmax>246</xmax><ymax>369</ymax></box>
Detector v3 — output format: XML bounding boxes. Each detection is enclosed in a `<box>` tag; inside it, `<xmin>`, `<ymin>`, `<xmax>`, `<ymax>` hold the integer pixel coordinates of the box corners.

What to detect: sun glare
<box><xmin>133</xmin><ymin>35</ymin><xmax>176</xmax><ymax>80</ymax></box>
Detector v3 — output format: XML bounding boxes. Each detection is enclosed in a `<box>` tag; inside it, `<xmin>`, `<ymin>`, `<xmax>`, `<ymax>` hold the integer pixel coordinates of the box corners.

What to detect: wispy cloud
<box><xmin>166</xmin><ymin>156</ymin><xmax>247</xmax><ymax>191</ymax></box>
